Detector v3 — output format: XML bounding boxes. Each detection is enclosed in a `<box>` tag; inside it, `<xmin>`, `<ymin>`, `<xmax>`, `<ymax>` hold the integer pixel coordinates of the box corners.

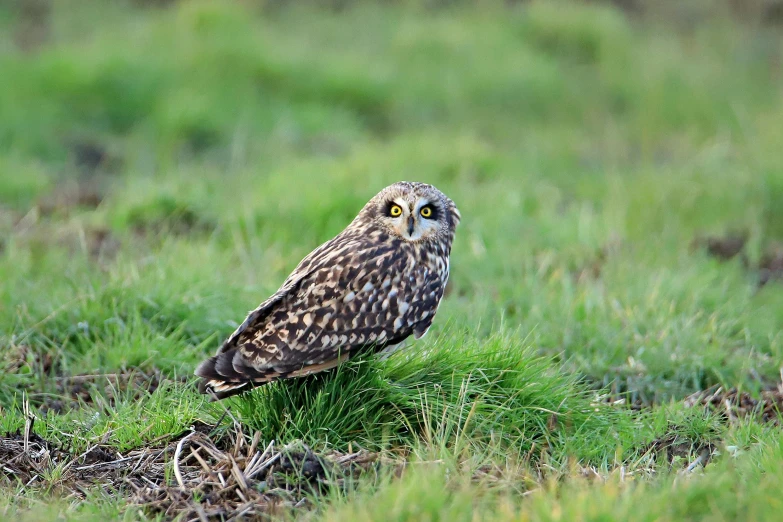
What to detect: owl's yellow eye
<box><xmin>389</xmin><ymin>204</ymin><xmax>403</xmax><ymax>217</ymax></box>
<box><xmin>420</xmin><ymin>206</ymin><xmax>433</xmax><ymax>218</ymax></box>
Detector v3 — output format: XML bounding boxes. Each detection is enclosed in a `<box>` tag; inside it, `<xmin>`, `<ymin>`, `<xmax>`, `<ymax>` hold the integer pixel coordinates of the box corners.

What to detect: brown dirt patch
<box><xmin>13</xmin><ymin>0</ymin><xmax>51</xmax><ymax>53</ymax></box>
<box><xmin>758</xmin><ymin>244</ymin><xmax>783</xmax><ymax>288</ymax></box>
<box><xmin>67</xmin><ymin>140</ymin><xmax>122</xmax><ymax>174</ymax></box>
<box><xmin>1</xmin><ymin>343</ymin><xmax>54</xmax><ymax>375</ymax></box>
<box><xmin>0</xmin><ymin>424</ymin><xmax>389</xmax><ymax>521</ymax></box>
<box><xmin>691</xmin><ymin>231</ymin><xmax>748</xmax><ymax>261</ymax></box>
<box><xmin>1</xmin><ymin>423</ymin><xmax>202</xmax><ymax>499</ymax></box>
<box><xmin>36</xmin><ymin>181</ymin><xmax>104</xmax><ymax>217</ymax></box>
<box><xmin>84</xmin><ymin>226</ymin><xmax>122</xmax><ymax>261</ymax></box>
<box><xmin>644</xmin><ymin>432</ymin><xmax>715</xmax><ymax>469</ymax></box>
<box><xmin>684</xmin><ymin>384</ymin><xmax>783</xmax><ymax>425</ymax></box>
<box><xmin>126</xmin><ymin>197</ymin><xmax>215</xmax><ymax>237</ymax></box>
<box><xmin>56</xmin><ymin>226</ymin><xmax>121</xmax><ymax>264</ymax></box>
<box><xmin>692</xmin><ymin>232</ymin><xmax>783</xmax><ymax>288</ymax></box>
<box><xmin>570</xmin><ymin>240</ymin><xmax>622</xmax><ymax>284</ymax></box>
<box><xmin>9</xmin><ymin>219</ymin><xmax>121</xmax><ymax>264</ymax></box>
<box><xmin>572</xmin><ymin>249</ymin><xmax>608</xmax><ymax>283</ymax></box>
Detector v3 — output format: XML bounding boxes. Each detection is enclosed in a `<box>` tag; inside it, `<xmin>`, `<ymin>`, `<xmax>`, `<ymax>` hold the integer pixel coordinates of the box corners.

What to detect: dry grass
<box><xmin>0</xmin><ymin>407</ymin><xmax>400</xmax><ymax>521</ymax></box>
<box><xmin>685</xmin><ymin>381</ymin><xmax>783</xmax><ymax>425</ymax></box>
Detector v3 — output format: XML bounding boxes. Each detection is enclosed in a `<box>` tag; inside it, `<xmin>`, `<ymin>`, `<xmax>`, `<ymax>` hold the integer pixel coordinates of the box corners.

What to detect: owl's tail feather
<box><xmin>194</xmin><ymin>350</ymin><xmax>277</xmax><ymax>401</ymax></box>
<box><xmin>195</xmin><ymin>348</ymin><xmax>353</xmax><ymax>401</ymax></box>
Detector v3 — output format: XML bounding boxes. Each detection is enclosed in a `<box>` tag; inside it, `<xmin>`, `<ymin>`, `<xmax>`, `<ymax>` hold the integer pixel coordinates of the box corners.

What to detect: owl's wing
<box><xmin>213</xmin><ymin>233</ymin><xmax>347</xmax><ymax>358</ymax></box>
<box><xmin>195</xmin><ymin>233</ymin><xmax>444</xmax><ymax>399</ymax></box>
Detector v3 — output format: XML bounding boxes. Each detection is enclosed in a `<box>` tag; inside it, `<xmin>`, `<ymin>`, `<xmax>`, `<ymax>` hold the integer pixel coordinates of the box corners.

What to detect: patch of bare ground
<box><xmin>13</xmin><ymin>0</ymin><xmax>51</xmax><ymax>53</ymax></box>
<box><xmin>692</xmin><ymin>231</ymin><xmax>783</xmax><ymax>288</ymax></box>
<box><xmin>1</xmin><ymin>343</ymin><xmax>53</xmax><ymax>375</ymax></box>
<box><xmin>1</xmin><ymin>421</ymin><xmax>396</xmax><ymax>521</ymax></box>
<box><xmin>36</xmin><ymin>370</ymin><xmax>170</xmax><ymax>415</ymax></box>
<box><xmin>691</xmin><ymin>231</ymin><xmax>748</xmax><ymax>262</ymax></box>
<box><xmin>1</xmin><ymin>358</ymin><xmax>174</xmax><ymax>414</ymax></box>
<box><xmin>9</xmin><ymin>201</ymin><xmax>121</xmax><ymax>265</ymax></box>
<box><xmin>570</xmin><ymin>240</ymin><xmax>623</xmax><ymax>284</ymax></box>
<box><xmin>685</xmin><ymin>383</ymin><xmax>783</xmax><ymax>425</ymax></box>
<box><xmin>29</xmin><ymin>223</ymin><xmax>121</xmax><ymax>263</ymax></box>
<box><xmin>1</xmin><ymin>419</ymin><xmax>215</xmax><ymax>503</ymax></box>
<box><xmin>67</xmin><ymin>139</ymin><xmax>122</xmax><ymax>175</ymax></box>
<box><xmin>53</xmin><ymin>225</ymin><xmax>121</xmax><ymax>263</ymax></box>
<box><xmin>2</xmin><ymin>174</ymin><xmax>121</xmax><ymax>264</ymax></box>
<box><xmin>36</xmin><ymin>179</ymin><xmax>104</xmax><ymax>218</ymax></box>
<box><xmin>758</xmin><ymin>244</ymin><xmax>783</xmax><ymax>287</ymax></box>
<box><xmin>642</xmin><ymin>432</ymin><xmax>716</xmax><ymax>471</ymax></box>
<box><xmin>127</xmin><ymin>200</ymin><xmax>215</xmax><ymax>238</ymax></box>
<box><xmin>636</xmin><ymin>381</ymin><xmax>783</xmax><ymax>472</ymax></box>
<box><xmin>135</xmin><ymin>435</ymin><xmax>391</xmax><ymax>520</ymax></box>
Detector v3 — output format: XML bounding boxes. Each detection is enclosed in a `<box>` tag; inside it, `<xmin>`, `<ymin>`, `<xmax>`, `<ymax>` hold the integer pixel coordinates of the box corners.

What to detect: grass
<box><xmin>318</xmin><ymin>429</ymin><xmax>783</xmax><ymax>522</ymax></box>
<box><xmin>234</xmin><ymin>332</ymin><xmax>637</xmax><ymax>461</ymax></box>
<box><xmin>2</xmin><ymin>0</ymin><xmax>783</xmax><ymax>519</ymax></box>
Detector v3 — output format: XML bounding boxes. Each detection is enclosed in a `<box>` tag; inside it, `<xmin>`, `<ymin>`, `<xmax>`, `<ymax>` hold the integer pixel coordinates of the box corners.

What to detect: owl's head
<box><xmin>360</xmin><ymin>182</ymin><xmax>461</xmax><ymax>242</ymax></box>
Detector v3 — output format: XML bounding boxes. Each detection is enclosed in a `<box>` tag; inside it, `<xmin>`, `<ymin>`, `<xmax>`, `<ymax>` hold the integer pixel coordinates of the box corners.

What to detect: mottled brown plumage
<box><xmin>195</xmin><ymin>181</ymin><xmax>460</xmax><ymax>399</ymax></box>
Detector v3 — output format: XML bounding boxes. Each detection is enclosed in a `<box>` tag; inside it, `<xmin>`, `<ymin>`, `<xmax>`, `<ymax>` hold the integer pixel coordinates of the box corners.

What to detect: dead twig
<box><xmin>174</xmin><ymin>432</ymin><xmax>197</xmax><ymax>491</ymax></box>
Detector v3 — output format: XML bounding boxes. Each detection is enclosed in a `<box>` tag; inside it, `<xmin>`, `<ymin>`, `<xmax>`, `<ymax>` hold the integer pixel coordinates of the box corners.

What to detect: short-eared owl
<box><xmin>196</xmin><ymin>181</ymin><xmax>460</xmax><ymax>399</ymax></box>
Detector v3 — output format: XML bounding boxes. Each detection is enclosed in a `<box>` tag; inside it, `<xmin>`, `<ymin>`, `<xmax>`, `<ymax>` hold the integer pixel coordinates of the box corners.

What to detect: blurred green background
<box><xmin>1</xmin><ymin>0</ymin><xmax>783</xmax><ymax>404</ymax></box>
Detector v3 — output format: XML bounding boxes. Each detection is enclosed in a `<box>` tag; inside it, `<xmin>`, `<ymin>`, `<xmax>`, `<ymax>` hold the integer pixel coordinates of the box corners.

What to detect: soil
<box><xmin>685</xmin><ymin>384</ymin><xmax>783</xmax><ymax>425</ymax></box>
<box><xmin>693</xmin><ymin>231</ymin><xmax>783</xmax><ymax>288</ymax></box>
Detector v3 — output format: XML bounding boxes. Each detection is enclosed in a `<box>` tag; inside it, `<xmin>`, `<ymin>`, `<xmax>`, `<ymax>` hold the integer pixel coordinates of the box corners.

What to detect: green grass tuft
<box><xmin>235</xmin><ymin>331</ymin><xmax>635</xmax><ymax>463</ymax></box>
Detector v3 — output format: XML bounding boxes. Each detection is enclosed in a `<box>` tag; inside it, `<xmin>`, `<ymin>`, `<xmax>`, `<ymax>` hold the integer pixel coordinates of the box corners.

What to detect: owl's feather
<box><xmin>195</xmin><ymin>182</ymin><xmax>459</xmax><ymax>400</ymax></box>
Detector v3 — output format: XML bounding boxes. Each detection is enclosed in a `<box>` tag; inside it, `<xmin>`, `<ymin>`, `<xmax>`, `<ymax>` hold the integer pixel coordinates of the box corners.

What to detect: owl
<box><xmin>195</xmin><ymin>181</ymin><xmax>461</xmax><ymax>400</ymax></box>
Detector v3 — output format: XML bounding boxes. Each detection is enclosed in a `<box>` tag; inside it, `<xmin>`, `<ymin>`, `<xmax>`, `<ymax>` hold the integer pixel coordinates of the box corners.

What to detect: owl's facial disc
<box><xmin>383</xmin><ymin>197</ymin><xmax>440</xmax><ymax>242</ymax></box>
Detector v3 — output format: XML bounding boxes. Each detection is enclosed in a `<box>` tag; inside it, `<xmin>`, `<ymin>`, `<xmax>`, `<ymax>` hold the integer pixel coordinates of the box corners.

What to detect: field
<box><xmin>2</xmin><ymin>0</ymin><xmax>783</xmax><ymax>520</ymax></box>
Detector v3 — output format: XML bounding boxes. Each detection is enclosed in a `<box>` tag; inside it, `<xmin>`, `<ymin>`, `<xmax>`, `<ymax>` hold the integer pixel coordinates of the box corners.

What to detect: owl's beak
<box><xmin>407</xmin><ymin>216</ymin><xmax>415</xmax><ymax>236</ymax></box>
